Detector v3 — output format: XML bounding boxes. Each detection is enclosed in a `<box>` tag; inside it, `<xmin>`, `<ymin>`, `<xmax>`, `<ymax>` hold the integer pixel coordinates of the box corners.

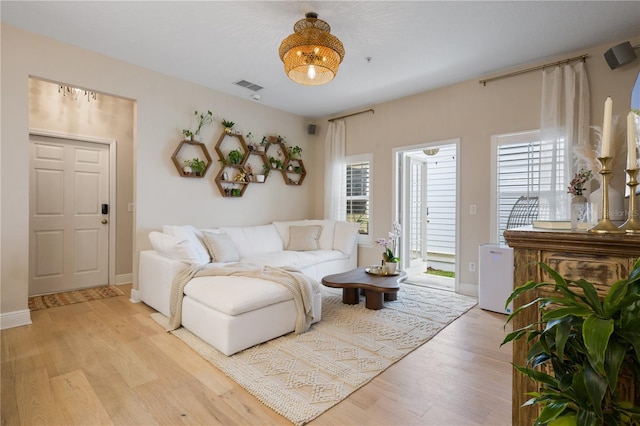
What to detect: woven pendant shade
<box><xmin>279</xmin><ymin>12</ymin><xmax>345</xmax><ymax>86</ymax></box>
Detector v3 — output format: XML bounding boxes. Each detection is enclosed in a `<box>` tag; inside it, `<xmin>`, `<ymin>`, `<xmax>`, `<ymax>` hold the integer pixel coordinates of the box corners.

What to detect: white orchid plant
<box><xmin>376</xmin><ymin>221</ymin><xmax>402</xmax><ymax>263</ymax></box>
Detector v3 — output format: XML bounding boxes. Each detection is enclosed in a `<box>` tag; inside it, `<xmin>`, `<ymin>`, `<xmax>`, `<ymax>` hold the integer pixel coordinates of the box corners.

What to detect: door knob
<box><xmin>101</xmin><ymin>219</ymin><xmax>108</xmax><ymax>224</ymax></box>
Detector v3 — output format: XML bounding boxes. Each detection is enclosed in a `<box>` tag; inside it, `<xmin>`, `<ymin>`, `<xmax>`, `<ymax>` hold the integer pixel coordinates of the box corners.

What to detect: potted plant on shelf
<box><xmin>183</xmin><ymin>158</ymin><xmax>207</xmax><ymax>176</ymax></box>
<box><xmin>501</xmin><ymin>258</ymin><xmax>640</xmax><ymax>425</ymax></box>
<box><xmin>287</xmin><ymin>145</ymin><xmax>302</xmax><ymax>160</ymax></box>
<box><xmin>228</xmin><ymin>149</ymin><xmax>243</xmax><ymax>165</ymax></box>
<box><xmin>221</xmin><ymin>119</ymin><xmax>235</xmax><ymax>134</ymax></box>
<box><xmin>269</xmin><ymin>156</ymin><xmax>284</xmax><ymax>170</ymax></box>
<box><xmin>193</xmin><ymin>110</ymin><xmax>214</xmax><ymax>141</ymax></box>
<box><xmin>182</xmin><ymin>129</ymin><xmax>193</xmax><ymax>141</ymax></box>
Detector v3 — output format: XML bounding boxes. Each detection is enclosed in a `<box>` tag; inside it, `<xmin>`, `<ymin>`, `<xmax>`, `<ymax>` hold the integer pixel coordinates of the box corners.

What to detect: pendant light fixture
<box><xmin>278</xmin><ymin>12</ymin><xmax>345</xmax><ymax>86</ymax></box>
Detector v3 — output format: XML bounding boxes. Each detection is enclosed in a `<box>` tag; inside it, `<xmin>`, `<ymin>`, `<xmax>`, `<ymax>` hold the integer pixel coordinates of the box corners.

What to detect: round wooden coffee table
<box><xmin>321</xmin><ymin>267</ymin><xmax>407</xmax><ymax>310</ymax></box>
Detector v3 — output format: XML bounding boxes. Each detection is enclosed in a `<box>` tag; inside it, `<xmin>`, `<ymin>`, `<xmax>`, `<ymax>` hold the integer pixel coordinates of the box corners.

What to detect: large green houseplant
<box><xmin>502</xmin><ymin>258</ymin><xmax>640</xmax><ymax>426</ymax></box>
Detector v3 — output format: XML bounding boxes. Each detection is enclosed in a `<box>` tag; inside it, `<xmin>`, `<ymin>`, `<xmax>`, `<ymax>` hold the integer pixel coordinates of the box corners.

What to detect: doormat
<box><xmin>28</xmin><ymin>285</ymin><xmax>125</xmax><ymax>311</ymax></box>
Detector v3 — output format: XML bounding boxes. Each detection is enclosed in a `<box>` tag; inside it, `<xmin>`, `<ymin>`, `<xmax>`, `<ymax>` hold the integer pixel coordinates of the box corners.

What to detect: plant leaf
<box><xmin>582</xmin><ymin>315</ymin><xmax>613</xmax><ymax>375</ymax></box>
<box><xmin>603</xmin><ymin>278</ymin><xmax>629</xmax><ymax>316</ymax></box>
<box><xmin>537</xmin><ymin>402</ymin><xmax>569</xmax><ymax>425</ymax></box>
<box><xmin>603</xmin><ymin>338</ymin><xmax>627</xmax><ymax>391</ymax></box>
<box><xmin>555</xmin><ymin>319</ymin><xmax>572</xmax><ymax>361</ymax></box>
<box><xmin>583</xmin><ymin>362</ymin><xmax>608</xmax><ymax>418</ymax></box>
<box><xmin>571</xmin><ymin>278</ymin><xmax>603</xmax><ymax>315</ymax></box>
<box><xmin>513</xmin><ymin>364</ymin><xmax>559</xmax><ymax>388</ymax></box>
<box><xmin>576</xmin><ymin>408</ymin><xmax>598</xmax><ymax>426</ymax></box>
<box><xmin>548</xmin><ymin>414</ymin><xmax>577</xmax><ymax>426</ymax></box>
<box><xmin>542</xmin><ymin>306</ymin><xmax>592</xmax><ymax>321</ymax></box>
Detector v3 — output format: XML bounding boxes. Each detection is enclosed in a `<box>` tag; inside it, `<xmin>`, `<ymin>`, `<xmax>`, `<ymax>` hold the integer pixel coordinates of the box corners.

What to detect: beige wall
<box><xmin>29</xmin><ymin>78</ymin><xmax>135</xmax><ymax>280</ymax></box>
<box><xmin>311</xmin><ymin>36</ymin><xmax>640</xmax><ymax>292</ymax></box>
<box><xmin>1</xmin><ymin>24</ymin><xmax>312</xmax><ymax>318</ymax></box>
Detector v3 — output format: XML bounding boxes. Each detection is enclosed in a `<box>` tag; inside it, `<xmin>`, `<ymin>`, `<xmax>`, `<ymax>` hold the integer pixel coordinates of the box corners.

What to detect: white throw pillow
<box><xmin>306</xmin><ymin>219</ymin><xmax>336</xmax><ymax>250</ymax></box>
<box><xmin>202</xmin><ymin>231</ymin><xmax>240</xmax><ymax>263</ymax></box>
<box><xmin>273</xmin><ymin>220</ymin><xmax>308</xmax><ymax>247</ymax></box>
<box><xmin>148</xmin><ymin>231</ymin><xmax>209</xmax><ymax>265</ymax></box>
<box><xmin>287</xmin><ymin>225</ymin><xmax>322</xmax><ymax>251</ymax></box>
<box><xmin>162</xmin><ymin>225</ymin><xmax>210</xmax><ymax>264</ymax></box>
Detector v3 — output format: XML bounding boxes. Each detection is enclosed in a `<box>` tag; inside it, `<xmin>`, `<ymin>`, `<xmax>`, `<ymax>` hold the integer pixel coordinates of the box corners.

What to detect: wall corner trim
<box><xmin>0</xmin><ymin>309</ymin><xmax>32</xmax><ymax>330</ymax></box>
<box><xmin>129</xmin><ymin>288</ymin><xmax>141</xmax><ymax>303</ymax></box>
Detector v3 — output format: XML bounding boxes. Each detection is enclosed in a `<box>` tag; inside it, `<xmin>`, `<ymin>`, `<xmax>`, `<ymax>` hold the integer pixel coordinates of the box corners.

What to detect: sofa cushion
<box><xmin>202</xmin><ymin>231</ymin><xmax>240</xmax><ymax>263</ymax></box>
<box><xmin>220</xmin><ymin>224</ymin><xmax>283</xmax><ymax>258</ymax></box>
<box><xmin>333</xmin><ymin>221</ymin><xmax>360</xmax><ymax>255</ymax></box>
<box><xmin>287</xmin><ymin>225</ymin><xmax>322</xmax><ymax>251</ymax></box>
<box><xmin>162</xmin><ymin>225</ymin><xmax>210</xmax><ymax>264</ymax></box>
<box><xmin>184</xmin><ymin>276</ymin><xmax>292</xmax><ymax>316</ymax></box>
<box><xmin>241</xmin><ymin>250</ymin><xmax>345</xmax><ymax>270</ymax></box>
<box><xmin>148</xmin><ymin>231</ymin><xmax>209</xmax><ymax>266</ymax></box>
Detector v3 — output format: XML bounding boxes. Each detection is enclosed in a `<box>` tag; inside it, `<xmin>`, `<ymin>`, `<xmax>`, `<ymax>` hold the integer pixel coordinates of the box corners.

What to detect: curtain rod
<box><xmin>328</xmin><ymin>108</ymin><xmax>374</xmax><ymax>122</ymax></box>
<box><xmin>479</xmin><ymin>54</ymin><xmax>590</xmax><ymax>86</ymax></box>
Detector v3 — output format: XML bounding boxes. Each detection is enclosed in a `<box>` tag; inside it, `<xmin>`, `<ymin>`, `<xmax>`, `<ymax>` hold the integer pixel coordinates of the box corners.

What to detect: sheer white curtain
<box><xmin>536</xmin><ymin>61</ymin><xmax>590</xmax><ymax>220</ymax></box>
<box><xmin>324</xmin><ymin>120</ymin><xmax>346</xmax><ymax>220</ymax></box>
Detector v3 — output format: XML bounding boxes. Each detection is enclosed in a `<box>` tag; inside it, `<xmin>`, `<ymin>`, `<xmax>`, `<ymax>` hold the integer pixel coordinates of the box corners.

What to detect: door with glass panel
<box><xmin>397</xmin><ymin>142</ymin><xmax>457</xmax><ymax>291</ymax></box>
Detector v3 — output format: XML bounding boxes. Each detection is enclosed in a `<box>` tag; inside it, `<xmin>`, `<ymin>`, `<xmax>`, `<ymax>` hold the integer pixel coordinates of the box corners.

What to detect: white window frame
<box><xmin>490</xmin><ymin>130</ymin><xmax>540</xmax><ymax>245</ymax></box>
<box><xmin>346</xmin><ymin>153</ymin><xmax>373</xmax><ymax>245</ymax></box>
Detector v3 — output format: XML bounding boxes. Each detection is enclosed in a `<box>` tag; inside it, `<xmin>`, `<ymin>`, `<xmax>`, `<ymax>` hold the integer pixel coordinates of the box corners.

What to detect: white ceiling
<box><xmin>2</xmin><ymin>1</ymin><xmax>639</xmax><ymax>118</ymax></box>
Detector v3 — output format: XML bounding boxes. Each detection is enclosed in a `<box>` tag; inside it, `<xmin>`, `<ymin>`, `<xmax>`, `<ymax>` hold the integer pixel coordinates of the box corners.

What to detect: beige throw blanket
<box><xmin>167</xmin><ymin>263</ymin><xmax>320</xmax><ymax>334</ymax></box>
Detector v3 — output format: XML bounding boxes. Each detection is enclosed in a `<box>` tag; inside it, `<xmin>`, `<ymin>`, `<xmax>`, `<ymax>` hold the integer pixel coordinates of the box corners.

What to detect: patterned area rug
<box><xmin>28</xmin><ymin>285</ymin><xmax>125</xmax><ymax>311</ymax></box>
<box><xmin>151</xmin><ymin>284</ymin><xmax>476</xmax><ymax>425</ymax></box>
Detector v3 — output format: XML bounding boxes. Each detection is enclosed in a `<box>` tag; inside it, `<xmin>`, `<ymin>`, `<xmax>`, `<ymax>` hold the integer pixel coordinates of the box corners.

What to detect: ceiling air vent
<box><xmin>234</xmin><ymin>80</ymin><xmax>264</xmax><ymax>92</ymax></box>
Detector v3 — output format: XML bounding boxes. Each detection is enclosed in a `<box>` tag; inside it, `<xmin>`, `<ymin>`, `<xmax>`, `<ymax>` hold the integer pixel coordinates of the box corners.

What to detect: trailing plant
<box><xmin>182</xmin><ymin>129</ymin><xmax>193</xmax><ymax>139</ymax></box>
<box><xmin>194</xmin><ymin>110</ymin><xmax>214</xmax><ymax>136</ymax></box>
<box><xmin>228</xmin><ymin>149</ymin><xmax>243</xmax><ymax>165</ymax></box>
<box><xmin>502</xmin><ymin>258</ymin><xmax>640</xmax><ymax>426</ymax></box>
<box><xmin>184</xmin><ymin>158</ymin><xmax>206</xmax><ymax>175</ymax></box>
<box><xmin>262</xmin><ymin>164</ymin><xmax>270</xmax><ymax>176</ymax></box>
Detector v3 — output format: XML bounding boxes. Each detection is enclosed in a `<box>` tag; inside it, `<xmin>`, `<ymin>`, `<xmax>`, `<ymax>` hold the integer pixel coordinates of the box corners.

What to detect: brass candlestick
<box><xmin>589</xmin><ymin>156</ymin><xmax>625</xmax><ymax>234</ymax></box>
<box><xmin>619</xmin><ymin>168</ymin><xmax>640</xmax><ymax>234</ymax></box>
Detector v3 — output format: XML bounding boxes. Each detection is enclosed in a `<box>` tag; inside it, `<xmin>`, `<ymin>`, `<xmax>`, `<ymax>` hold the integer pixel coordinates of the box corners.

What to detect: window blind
<box><xmin>346</xmin><ymin>160</ymin><xmax>370</xmax><ymax>235</ymax></box>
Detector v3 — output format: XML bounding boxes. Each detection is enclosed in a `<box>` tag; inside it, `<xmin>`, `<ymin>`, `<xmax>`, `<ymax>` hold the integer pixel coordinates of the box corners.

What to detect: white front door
<box><xmin>29</xmin><ymin>136</ymin><xmax>110</xmax><ymax>295</ymax></box>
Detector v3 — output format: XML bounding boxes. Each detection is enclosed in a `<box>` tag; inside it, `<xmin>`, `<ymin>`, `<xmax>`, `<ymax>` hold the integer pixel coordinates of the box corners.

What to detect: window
<box><xmin>492</xmin><ymin>131</ymin><xmax>566</xmax><ymax>245</ymax></box>
<box><xmin>346</xmin><ymin>154</ymin><xmax>372</xmax><ymax>243</ymax></box>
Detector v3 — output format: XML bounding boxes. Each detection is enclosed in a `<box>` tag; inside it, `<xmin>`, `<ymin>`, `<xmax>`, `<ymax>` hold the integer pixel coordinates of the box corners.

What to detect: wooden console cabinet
<box><xmin>504</xmin><ymin>228</ymin><xmax>640</xmax><ymax>425</ymax></box>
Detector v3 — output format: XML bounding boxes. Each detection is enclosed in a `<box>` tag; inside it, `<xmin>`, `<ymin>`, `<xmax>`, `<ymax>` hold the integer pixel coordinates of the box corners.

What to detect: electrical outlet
<box><xmin>128</xmin><ymin>203</ymin><xmax>134</xmax><ymax>212</ymax></box>
<box><xmin>469</xmin><ymin>204</ymin><xmax>477</xmax><ymax>215</ymax></box>
<box><xmin>468</xmin><ymin>261</ymin><xmax>476</xmax><ymax>272</ymax></box>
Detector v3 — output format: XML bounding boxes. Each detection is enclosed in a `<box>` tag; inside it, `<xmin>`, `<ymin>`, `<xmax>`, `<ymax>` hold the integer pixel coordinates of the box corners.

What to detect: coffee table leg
<box><xmin>343</xmin><ymin>288</ymin><xmax>360</xmax><ymax>305</ymax></box>
<box><xmin>384</xmin><ymin>292</ymin><xmax>397</xmax><ymax>301</ymax></box>
<box><xmin>365</xmin><ymin>291</ymin><xmax>384</xmax><ymax>310</ymax></box>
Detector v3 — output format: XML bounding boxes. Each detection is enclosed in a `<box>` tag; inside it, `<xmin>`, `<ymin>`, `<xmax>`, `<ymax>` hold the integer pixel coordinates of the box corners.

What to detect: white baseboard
<box><xmin>116</xmin><ymin>273</ymin><xmax>132</xmax><ymax>285</ymax></box>
<box><xmin>1</xmin><ymin>309</ymin><xmax>32</xmax><ymax>330</ymax></box>
<box><xmin>129</xmin><ymin>288</ymin><xmax>141</xmax><ymax>303</ymax></box>
<box><xmin>458</xmin><ymin>282</ymin><xmax>478</xmax><ymax>298</ymax></box>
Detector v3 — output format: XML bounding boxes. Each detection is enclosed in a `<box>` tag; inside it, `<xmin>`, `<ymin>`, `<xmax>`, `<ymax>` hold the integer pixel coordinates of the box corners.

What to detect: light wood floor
<box><xmin>1</xmin><ymin>284</ymin><xmax>512</xmax><ymax>425</ymax></box>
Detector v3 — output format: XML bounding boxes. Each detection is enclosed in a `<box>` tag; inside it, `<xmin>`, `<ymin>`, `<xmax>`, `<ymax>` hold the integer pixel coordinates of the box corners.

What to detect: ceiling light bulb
<box><xmin>307</xmin><ymin>65</ymin><xmax>316</xmax><ymax>80</ymax></box>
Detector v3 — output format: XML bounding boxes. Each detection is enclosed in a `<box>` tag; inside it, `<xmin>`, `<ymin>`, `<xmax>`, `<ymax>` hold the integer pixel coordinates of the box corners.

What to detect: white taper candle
<box><xmin>602</xmin><ymin>97</ymin><xmax>612</xmax><ymax>157</ymax></box>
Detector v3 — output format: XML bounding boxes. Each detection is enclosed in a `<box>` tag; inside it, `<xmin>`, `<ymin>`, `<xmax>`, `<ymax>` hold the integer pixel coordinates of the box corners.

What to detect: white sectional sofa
<box><xmin>139</xmin><ymin>219</ymin><xmax>359</xmax><ymax>355</ymax></box>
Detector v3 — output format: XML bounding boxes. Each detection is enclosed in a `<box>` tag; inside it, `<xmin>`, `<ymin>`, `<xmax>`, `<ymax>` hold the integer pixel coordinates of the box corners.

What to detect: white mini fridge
<box><xmin>478</xmin><ymin>244</ymin><xmax>514</xmax><ymax>314</ymax></box>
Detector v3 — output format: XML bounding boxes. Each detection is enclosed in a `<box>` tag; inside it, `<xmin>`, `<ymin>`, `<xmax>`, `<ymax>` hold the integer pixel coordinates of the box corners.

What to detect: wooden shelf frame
<box><xmin>171</xmin><ymin>140</ymin><xmax>213</xmax><ymax>178</ymax></box>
